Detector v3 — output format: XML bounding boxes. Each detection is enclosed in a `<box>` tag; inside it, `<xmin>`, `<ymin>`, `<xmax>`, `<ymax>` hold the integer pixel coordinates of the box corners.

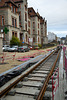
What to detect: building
<box><xmin>14</xmin><ymin>0</ymin><xmax>29</xmax><ymax>44</ymax></box>
<box><xmin>0</xmin><ymin>0</ymin><xmax>20</xmax><ymax>45</ymax></box>
<box><xmin>0</xmin><ymin>0</ymin><xmax>48</xmax><ymax>46</ymax></box>
<box><xmin>65</xmin><ymin>35</ymin><xmax>67</xmax><ymax>45</ymax></box>
<box><xmin>48</xmin><ymin>32</ymin><xmax>57</xmax><ymax>43</ymax></box>
<box><xmin>28</xmin><ymin>7</ymin><xmax>48</xmax><ymax>46</ymax></box>
<box><xmin>57</xmin><ymin>37</ymin><xmax>61</xmax><ymax>44</ymax></box>
<box><xmin>40</xmin><ymin>16</ymin><xmax>48</xmax><ymax>45</ymax></box>
<box><xmin>61</xmin><ymin>37</ymin><xmax>66</xmax><ymax>44</ymax></box>
<box><xmin>0</xmin><ymin>31</ymin><xmax>3</xmax><ymax>53</ymax></box>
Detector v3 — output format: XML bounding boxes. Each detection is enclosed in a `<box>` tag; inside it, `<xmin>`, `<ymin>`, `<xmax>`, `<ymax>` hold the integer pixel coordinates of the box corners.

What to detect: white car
<box><xmin>2</xmin><ymin>45</ymin><xmax>10</xmax><ymax>52</ymax></box>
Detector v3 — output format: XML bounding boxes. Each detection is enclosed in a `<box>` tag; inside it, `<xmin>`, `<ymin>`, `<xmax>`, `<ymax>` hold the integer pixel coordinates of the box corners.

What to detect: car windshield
<box><xmin>3</xmin><ymin>45</ymin><xmax>9</xmax><ymax>47</ymax></box>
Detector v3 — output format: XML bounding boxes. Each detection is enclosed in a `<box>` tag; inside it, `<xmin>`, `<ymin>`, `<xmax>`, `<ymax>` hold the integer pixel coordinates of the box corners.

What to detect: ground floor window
<box><xmin>38</xmin><ymin>37</ymin><xmax>39</xmax><ymax>42</ymax></box>
<box><xmin>12</xmin><ymin>31</ymin><xmax>17</xmax><ymax>37</ymax></box>
<box><xmin>20</xmin><ymin>33</ymin><xmax>23</xmax><ymax>41</ymax></box>
<box><xmin>26</xmin><ymin>34</ymin><xmax>28</xmax><ymax>42</ymax></box>
<box><xmin>33</xmin><ymin>37</ymin><xmax>35</xmax><ymax>42</ymax></box>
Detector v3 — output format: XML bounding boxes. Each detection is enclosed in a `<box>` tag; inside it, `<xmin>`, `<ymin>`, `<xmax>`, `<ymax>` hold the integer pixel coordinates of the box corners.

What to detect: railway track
<box><xmin>0</xmin><ymin>48</ymin><xmax>61</xmax><ymax>100</ymax></box>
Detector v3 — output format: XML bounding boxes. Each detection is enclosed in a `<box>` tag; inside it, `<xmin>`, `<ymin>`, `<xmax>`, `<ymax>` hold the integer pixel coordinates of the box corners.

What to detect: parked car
<box><xmin>8</xmin><ymin>46</ymin><xmax>18</xmax><ymax>52</ymax></box>
<box><xmin>29</xmin><ymin>46</ymin><xmax>33</xmax><ymax>50</ymax></box>
<box><xmin>18</xmin><ymin>46</ymin><xmax>29</xmax><ymax>52</ymax></box>
<box><xmin>2</xmin><ymin>45</ymin><xmax>10</xmax><ymax>52</ymax></box>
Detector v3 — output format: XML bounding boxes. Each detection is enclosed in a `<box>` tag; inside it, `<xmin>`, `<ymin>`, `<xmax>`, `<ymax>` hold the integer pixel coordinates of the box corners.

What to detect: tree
<box><xmin>10</xmin><ymin>36</ymin><xmax>20</xmax><ymax>46</ymax></box>
<box><xmin>38</xmin><ymin>44</ymin><xmax>42</xmax><ymax>48</ymax></box>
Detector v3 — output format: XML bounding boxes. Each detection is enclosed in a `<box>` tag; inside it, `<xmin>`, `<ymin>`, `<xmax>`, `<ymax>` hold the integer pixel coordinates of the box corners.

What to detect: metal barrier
<box><xmin>52</xmin><ymin>67</ymin><xmax>59</xmax><ymax>100</ymax></box>
<box><xmin>0</xmin><ymin>52</ymin><xmax>16</xmax><ymax>63</ymax></box>
<box><xmin>63</xmin><ymin>47</ymin><xmax>67</xmax><ymax>79</ymax></box>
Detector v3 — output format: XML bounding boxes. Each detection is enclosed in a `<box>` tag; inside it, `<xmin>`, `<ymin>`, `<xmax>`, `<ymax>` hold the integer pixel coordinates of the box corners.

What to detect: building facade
<box><xmin>65</xmin><ymin>35</ymin><xmax>67</xmax><ymax>45</ymax></box>
<box><xmin>0</xmin><ymin>0</ymin><xmax>20</xmax><ymax>45</ymax></box>
<box><xmin>48</xmin><ymin>32</ymin><xmax>57</xmax><ymax>43</ymax></box>
<box><xmin>0</xmin><ymin>0</ymin><xmax>48</xmax><ymax>46</ymax></box>
<box><xmin>28</xmin><ymin>7</ymin><xmax>48</xmax><ymax>46</ymax></box>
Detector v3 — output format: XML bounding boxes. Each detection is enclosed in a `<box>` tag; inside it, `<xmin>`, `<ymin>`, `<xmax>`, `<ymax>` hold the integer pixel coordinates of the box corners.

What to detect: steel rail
<box><xmin>0</xmin><ymin>49</ymin><xmax>57</xmax><ymax>98</ymax></box>
<box><xmin>0</xmin><ymin>50</ymin><xmax>55</xmax><ymax>98</ymax></box>
<box><xmin>36</xmin><ymin>50</ymin><xmax>61</xmax><ymax>100</ymax></box>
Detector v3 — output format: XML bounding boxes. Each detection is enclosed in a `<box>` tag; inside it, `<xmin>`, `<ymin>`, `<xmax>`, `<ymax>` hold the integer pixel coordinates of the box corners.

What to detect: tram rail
<box><xmin>0</xmin><ymin>48</ymin><xmax>61</xmax><ymax>100</ymax></box>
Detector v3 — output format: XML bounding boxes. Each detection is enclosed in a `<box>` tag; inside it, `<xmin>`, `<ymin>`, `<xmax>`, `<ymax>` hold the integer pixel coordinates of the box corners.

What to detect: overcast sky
<box><xmin>28</xmin><ymin>0</ymin><xmax>67</xmax><ymax>37</ymax></box>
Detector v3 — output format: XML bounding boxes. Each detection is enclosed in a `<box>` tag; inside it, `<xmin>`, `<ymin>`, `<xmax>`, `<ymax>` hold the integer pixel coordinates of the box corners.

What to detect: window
<box><xmin>28</xmin><ymin>21</ymin><xmax>30</xmax><ymax>27</ymax></box>
<box><xmin>33</xmin><ymin>18</ymin><xmax>35</xmax><ymax>21</ymax></box>
<box><xmin>25</xmin><ymin>5</ymin><xmax>27</xmax><ymax>10</ymax></box>
<box><xmin>28</xmin><ymin>29</ymin><xmax>30</xmax><ymax>34</ymax></box>
<box><xmin>38</xmin><ymin>18</ymin><xmax>39</xmax><ymax>21</ymax></box>
<box><xmin>0</xmin><ymin>0</ymin><xmax>1</xmax><ymax>2</ymax></box>
<box><xmin>14</xmin><ymin>8</ymin><xmax>16</xmax><ymax>13</ymax></box>
<box><xmin>15</xmin><ymin>19</ymin><xmax>17</xmax><ymax>27</ymax></box>
<box><xmin>33</xmin><ymin>29</ymin><xmax>35</xmax><ymax>34</ymax></box>
<box><xmin>12</xmin><ymin>32</ymin><xmax>14</xmax><ymax>36</ymax></box>
<box><xmin>33</xmin><ymin>22</ymin><xmax>35</xmax><ymax>28</ymax></box>
<box><xmin>38</xmin><ymin>30</ymin><xmax>39</xmax><ymax>35</ymax></box>
<box><xmin>15</xmin><ymin>33</ymin><xmax>17</xmax><ymax>37</ymax></box>
<box><xmin>20</xmin><ymin>33</ymin><xmax>23</xmax><ymax>41</ymax></box>
<box><xmin>38</xmin><ymin>23</ymin><xmax>39</xmax><ymax>28</ymax></box>
<box><xmin>33</xmin><ymin>37</ymin><xmax>35</xmax><ymax>42</ymax></box>
<box><xmin>25</xmin><ymin>23</ymin><xmax>27</xmax><ymax>31</ymax></box>
<box><xmin>26</xmin><ymin>34</ymin><xmax>28</xmax><ymax>42</ymax></box>
<box><xmin>30</xmin><ymin>10</ymin><xmax>32</xmax><ymax>13</ymax></box>
<box><xmin>19</xmin><ymin>12</ymin><xmax>21</xmax><ymax>25</ymax></box>
<box><xmin>19</xmin><ymin>12</ymin><xmax>21</xmax><ymax>21</ymax></box>
<box><xmin>18</xmin><ymin>4</ymin><xmax>21</xmax><ymax>8</ymax></box>
<box><xmin>25</xmin><ymin>12</ymin><xmax>27</xmax><ymax>21</ymax></box>
<box><xmin>33</xmin><ymin>29</ymin><xmax>35</xmax><ymax>32</ymax></box>
<box><xmin>38</xmin><ymin>37</ymin><xmax>39</xmax><ymax>42</ymax></box>
<box><xmin>12</xmin><ymin>18</ymin><xmax>14</xmax><ymax>26</ymax></box>
<box><xmin>12</xmin><ymin>17</ymin><xmax>17</xmax><ymax>27</ymax></box>
<box><xmin>11</xmin><ymin>6</ymin><xmax>13</xmax><ymax>12</ymax></box>
<box><xmin>2</xmin><ymin>16</ymin><xmax>4</xmax><ymax>26</ymax></box>
<box><xmin>12</xmin><ymin>32</ymin><xmax>17</xmax><ymax>37</ymax></box>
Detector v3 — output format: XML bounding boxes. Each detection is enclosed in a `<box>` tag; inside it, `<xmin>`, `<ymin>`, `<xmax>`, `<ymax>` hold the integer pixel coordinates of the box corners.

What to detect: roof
<box><xmin>13</xmin><ymin>0</ymin><xmax>23</xmax><ymax>3</ymax></box>
<box><xmin>40</xmin><ymin>16</ymin><xmax>44</xmax><ymax>24</ymax></box>
<box><xmin>0</xmin><ymin>0</ymin><xmax>18</xmax><ymax>7</ymax></box>
<box><xmin>28</xmin><ymin>7</ymin><xmax>37</xmax><ymax>17</ymax></box>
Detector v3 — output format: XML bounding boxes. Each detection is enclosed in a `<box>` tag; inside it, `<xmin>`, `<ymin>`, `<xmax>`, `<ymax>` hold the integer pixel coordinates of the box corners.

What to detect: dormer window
<box><xmin>25</xmin><ymin>5</ymin><xmax>27</xmax><ymax>10</ymax></box>
<box><xmin>14</xmin><ymin>8</ymin><xmax>16</xmax><ymax>13</ymax></box>
<box><xmin>30</xmin><ymin>10</ymin><xmax>32</xmax><ymax>13</ymax></box>
<box><xmin>11</xmin><ymin>6</ymin><xmax>13</xmax><ymax>12</ymax></box>
<box><xmin>18</xmin><ymin>4</ymin><xmax>21</xmax><ymax>8</ymax></box>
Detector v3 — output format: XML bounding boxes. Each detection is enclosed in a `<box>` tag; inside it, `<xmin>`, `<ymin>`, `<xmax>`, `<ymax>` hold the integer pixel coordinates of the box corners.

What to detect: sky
<box><xmin>28</xmin><ymin>0</ymin><xmax>67</xmax><ymax>37</ymax></box>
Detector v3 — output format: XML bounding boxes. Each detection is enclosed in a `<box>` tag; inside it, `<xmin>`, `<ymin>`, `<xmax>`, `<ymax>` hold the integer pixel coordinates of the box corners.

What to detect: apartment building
<box><xmin>0</xmin><ymin>0</ymin><xmax>20</xmax><ymax>45</ymax></box>
<box><xmin>14</xmin><ymin>0</ymin><xmax>29</xmax><ymax>44</ymax></box>
<box><xmin>28</xmin><ymin>7</ymin><xmax>41</xmax><ymax>46</ymax></box>
<box><xmin>65</xmin><ymin>35</ymin><xmax>67</xmax><ymax>45</ymax></box>
<box><xmin>48</xmin><ymin>32</ymin><xmax>57</xmax><ymax>43</ymax></box>
<box><xmin>0</xmin><ymin>0</ymin><xmax>48</xmax><ymax>46</ymax></box>
<box><xmin>40</xmin><ymin>16</ymin><xmax>48</xmax><ymax>46</ymax></box>
<box><xmin>28</xmin><ymin>7</ymin><xmax>48</xmax><ymax>46</ymax></box>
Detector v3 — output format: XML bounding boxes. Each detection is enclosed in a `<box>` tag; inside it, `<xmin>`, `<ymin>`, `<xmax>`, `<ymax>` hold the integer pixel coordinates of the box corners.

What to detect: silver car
<box><xmin>8</xmin><ymin>46</ymin><xmax>18</xmax><ymax>52</ymax></box>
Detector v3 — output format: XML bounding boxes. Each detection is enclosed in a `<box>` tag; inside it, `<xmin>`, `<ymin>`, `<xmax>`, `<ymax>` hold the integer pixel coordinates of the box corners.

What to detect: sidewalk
<box><xmin>54</xmin><ymin>50</ymin><xmax>64</xmax><ymax>100</ymax></box>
